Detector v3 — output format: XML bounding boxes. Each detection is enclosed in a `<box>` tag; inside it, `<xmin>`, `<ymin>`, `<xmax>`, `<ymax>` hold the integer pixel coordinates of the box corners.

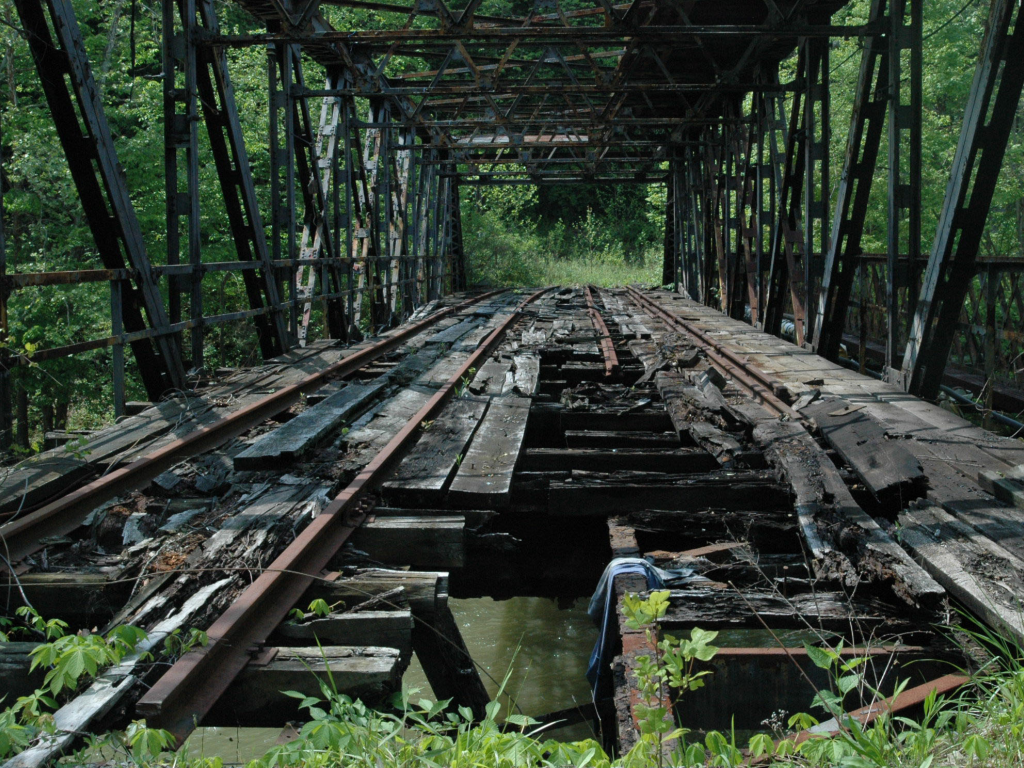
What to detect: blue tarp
<box><xmin>585</xmin><ymin>557</ymin><xmax>703</xmax><ymax>696</ymax></box>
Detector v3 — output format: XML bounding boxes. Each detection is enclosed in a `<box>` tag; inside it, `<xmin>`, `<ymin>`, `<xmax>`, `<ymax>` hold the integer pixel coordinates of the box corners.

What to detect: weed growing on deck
<box><xmin>3</xmin><ymin>607</ymin><xmax>1024</xmax><ymax>767</ymax></box>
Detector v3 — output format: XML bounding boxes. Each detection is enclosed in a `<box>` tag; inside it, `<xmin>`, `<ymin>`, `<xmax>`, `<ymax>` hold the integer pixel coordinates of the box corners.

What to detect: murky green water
<box><xmin>185</xmin><ymin>595</ymin><xmax>600</xmax><ymax>761</ymax></box>
<box><xmin>407</xmin><ymin>596</ymin><xmax>600</xmax><ymax>740</ymax></box>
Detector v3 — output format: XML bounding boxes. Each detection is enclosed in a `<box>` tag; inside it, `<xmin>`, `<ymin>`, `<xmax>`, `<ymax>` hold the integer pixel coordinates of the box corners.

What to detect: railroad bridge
<box><xmin>2</xmin><ymin>0</ymin><xmax>1024</xmax><ymax>760</ymax></box>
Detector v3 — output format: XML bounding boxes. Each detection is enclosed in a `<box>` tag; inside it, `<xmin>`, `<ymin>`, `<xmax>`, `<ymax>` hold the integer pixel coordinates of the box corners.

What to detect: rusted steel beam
<box><xmin>201</xmin><ymin>23</ymin><xmax>873</xmax><ymax>46</ymax></box>
<box><xmin>136</xmin><ymin>288</ymin><xmax>549</xmax><ymax>742</ymax></box>
<box><xmin>195</xmin><ymin>0</ymin><xmax>290</xmax><ymax>359</ymax></box>
<box><xmin>901</xmin><ymin>0</ymin><xmax>1024</xmax><ymax>398</ymax></box>
<box><xmin>0</xmin><ymin>290</ymin><xmax>505</xmax><ymax>569</ymax></box>
<box><xmin>811</xmin><ymin>0</ymin><xmax>890</xmax><ymax>361</ymax></box>
<box><xmin>792</xmin><ymin>674</ymin><xmax>969</xmax><ymax>744</ymax></box>
<box><xmin>1</xmin><ymin>269</ymin><xmax>135</xmax><ymax>289</ymax></box>
<box><xmin>584</xmin><ymin>286</ymin><xmax>620</xmax><ymax>377</ymax></box>
<box><xmin>321</xmin><ymin>0</ymin><xmax>630</xmax><ymax>25</ymax></box>
<box><xmin>13</xmin><ymin>0</ymin><xmax>185</xmax><ymax>398</ymax></box>
<box><xmin>458</xmin><ymin>177</ymin><xmax>668</xmax><ymax>185</ymax></box>
<box><xmin>304</xmin><ymin>83</ymin><xmax>795</xmax><ymax>97</ymax></box>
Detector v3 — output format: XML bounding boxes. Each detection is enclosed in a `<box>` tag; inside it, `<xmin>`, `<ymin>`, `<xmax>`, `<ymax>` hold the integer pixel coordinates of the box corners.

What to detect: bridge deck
<box><xmin>2</xmin><ymin>286</ymin><xmax>1022</xmax><ymax>764</ymax></box>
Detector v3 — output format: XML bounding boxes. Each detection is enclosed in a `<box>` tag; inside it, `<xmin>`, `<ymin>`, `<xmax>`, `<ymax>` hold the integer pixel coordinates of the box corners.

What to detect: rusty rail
<box><xmin>583</xmin><ymin>285</ymin><xmax>620</xmax><ymax>377</ymax></box>
<box><xmin>624</xmin><ymin>287</ymin><xmax>807</xmax><ymax>425</ymax></box>
<box><xmin>0</xmin><ymin>290</ymin><xmax>505</xmax><ymax>569</ymax></box>
<box><xmin>790</xmin><ymin>673</ymin><xmax>969</xmax><ymax>744</ymax></box>
<box><xmin>135</xmin><ymin>287</ymin><xmax>550</xmax><ymax>742</ymax></box>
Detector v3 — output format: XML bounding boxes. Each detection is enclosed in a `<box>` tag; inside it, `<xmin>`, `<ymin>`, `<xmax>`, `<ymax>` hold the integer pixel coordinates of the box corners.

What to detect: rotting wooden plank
<box><xmin>512</xmin><ymin>354</ymin><xmax>540</xmax><ymax>396</ymax></box>
<box><xmin>656</xmin><ymin>370</ymin><xmax>729</xmax><ymax>415</ymax></box>
<box><xmin>2</xmin><ymin>579</ymin><xmax>232</xmax><ymax>768</ymax></box>
<box><xmin>206</xmin><ymin>646</ymin><xmax>402</xmax><ymax>726</ymax></box>
<box><xmin>340</xmin><ymin>385</ymin><xmax>435</xmax><ymax>469</ymax></box>
<box><xmin>456</xmin><ymin>312</ymin><xmax>514</xmax><ymax>352</ymax></box>
<box><xmin>659</xmin><ymin>588</ymin><xmax>920</xmax><ymax>634</ymax></box>
<box><xmin>518</xmin><ymin>447</ymin><xmax>720</xmax><ymax>473</ymax></box>
<box><xmin>202</xmin><ymin>483</ymin><xmax>329</xmax><ymax>561</ymax></box>
<box><xmin>547</xmin><ymin>470</ymin><xmax>791</xmax><ymax>515</ymax></box>
<box><xmin>628</xmin><ymin>509</ymin><xmax>800</xmax><ymax>553</ymax></box>
<box><xmin>427</xmin><ymin>317</ymin><xmax>481</xmax><ymax>345</ymax></box>
<box><xmin>305</xmin><ymin>569</ymin><xmax>448</xmax><ymax>616</ymax></box>
<box><xmin>1</xmin><ymin>573</ymin><xmax>131</xmax><ymax>628</ymax></box>
<box><xmin>804</xmin><ymin>398</ymin><xmax>926</xmax><ymax>506</ymax></box>
<box><xmin>416</xmin><ymin>350</ymin><xmax>476</xmax><ymax>388</ymax></box>
<box><xmin>271</xmin><ymin>610</ymin><xmax>413</xmax><ymax>655</ymax></box>
<box><xmin>916</xmin><ymin>456</ymin><xmax>1024</xmax><ymax>562</ymax></box>
<box><xmin>448</xmin><ymin>396</ymin><xmax>531</xmax><ymax>509</ymax></box>
<box><xmin>234</xmin><ymin>381</ymin><xmax>385</xmax><ymax>469</ymax></box>
<box><xmin>752</xmin><ymin>417</ymin><xmax>945</xmax><ymax>607</ymax></box>
<box><xmin>351</xmin><ymin>515</ymin><xmax>465</xmax><ymax>569</ymax></box>
<box><xmin>686</xmin><ymin>422</ymin><xmax>745</xmax><ymax>468</ymax></box>
<box><xmin>977</xmin><ymin>469</ymin><xmax>1024</xmax><ymax>509</ymax></box>
<box><xmin>468</xmin><ymin>359</ymin><xmax>513</xmax><ymax>395</ymax></box>
<box><xmin>381</xmin><ymin>397</ymin><xmax>488</xmax><ymax>504</ymax></box>
<box><xmin>564</xmin><ymin>430</ymin><xmax>681</xmax><ymax>449</ymax></box>
<box><xmin>656</xmin><ymin>370</ymin><xmax>742</xmax><ymax>466</ymax></box>
<box><xmin>898</xmin><ymin>503</ymin><xmax>1024</xmax><ymax>646</ymax></box>
<box><xmin>371</xmin><ymin>506</ymin><xmax>496</xmax><ymax>529</ymax></box>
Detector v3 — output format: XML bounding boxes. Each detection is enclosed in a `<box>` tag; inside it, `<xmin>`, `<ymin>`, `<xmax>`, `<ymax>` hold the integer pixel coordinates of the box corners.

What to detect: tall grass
<box><xmin>462</xmin><ymin>206</ymin><xmax>663</xmax><ymax>289</ymax></box>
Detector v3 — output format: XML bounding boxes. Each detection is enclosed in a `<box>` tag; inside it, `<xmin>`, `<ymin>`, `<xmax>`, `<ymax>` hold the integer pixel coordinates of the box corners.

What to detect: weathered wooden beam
<box><xmin>519</xmin><ymin>447</ymin><xmax>719</xmax><ymax>473</ymax></box>
<box><xmin>304</xmin><ymin>569</ymin><xmax>448</xmax><ymax>616</ymax></box>
<box><xmin>1</xmin><ymin>573</ymin><xmax>132</xmax><ymax>629</ymax></box>
<box><xmin>548</xmin><ymin>470</ymin><xmax>791</xmax><ymax>515</ymax></box>
<box><xmin>204</xmin><ymin>646</ymin><xmax>403</xmax><ymax>726</ymax></box>
<box><xmin>411</xmin><ymin>604</ymin><xmax>490</xmax><ymax>720</ymax></box>
<box><xmin>898</xmin><ymin>502</ymin><xmax>1024</xmax><ymax>646</ymax></box>
<box><xmin>271</xmin><ymin>610</ymin><xmax>413</xmax><ymax>656</ymax></box>
<box><xmin>563</xmin><ymin>430</ymin><xmax>682</xmax><ymax>449</ymax></box>
<box><xmin>234</xmin><ymin>381</ymin><xmax>385</xmax><ymax>469</ymax></box>
<box><xmin>512</xmin><ymin>354</ymin><xmax>540</xmax><ymax>396</ymax></box>
<box><xmin>381</xmin><ymin>397</ymin><xmax>488</xmax><ymax>504</ymax></box>
<box><xmin>448</xmin><ymin>396</ymin><xmax>530</xmax><ymax>508</ymax></box>
<box><xmin>753</xmin><ymin>417</ymin><xmax>944</xmax><ymax>607</ymax></box>
<box><xmin>659</xmin><ymin>587</ymin><xmax>924</xmax><ymax>636</ymax></box>
<box><xmin>350</xmin><ymin>515</ymin><xmax>465</xmax><ymax>568</ymax></box>
<box><xmin>0</xmin><ymin>642</ymin><xmax>44</xmax><ymax>701</ymax></box>
<box><xmin>805</xmin><ymin>399</ymin><xmax>926</xmax><ymax>506</ymax></box>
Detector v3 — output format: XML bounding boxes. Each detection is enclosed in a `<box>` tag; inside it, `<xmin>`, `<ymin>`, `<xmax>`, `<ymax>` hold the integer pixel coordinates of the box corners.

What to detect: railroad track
<box><xmin>0</xmin><ymin>289</ymin><xmax>507</xmax><ymax>566</ymax></box>
<box><xmin>8</xmin><ymin>284</ymin><xmax>1024</xmax><ymax>764</ymax></box>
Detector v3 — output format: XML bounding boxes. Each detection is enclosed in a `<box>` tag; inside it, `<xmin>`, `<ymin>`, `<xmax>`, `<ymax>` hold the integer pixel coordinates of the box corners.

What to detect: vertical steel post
<box><xmin>902</xmin><ymin>0</ymin><xmax>1024</xmax><ymax>397</ymax></box>
<box><xmin>0</xmin><ymin>110</ymin><xmax>10</xmax><ymax>452</ymax></box>
<box><xmin>111</xmin><ymin>280</ymin><xmax>125</xmax><ymax>418</ymax></box>
<box><xmin>163</xmin><ymin>0</ymin><xmax>202</xmax><ymax>370</ymax></box>
<box><xmin>885</xmin><ymin>0</ymin><xmax>923</xmax><ymax>379</ymax></box>
<box><xmin>193</xmin><ymin>0</ymin><xmax>287</xmax><ymax>359</ymax></box>
<box><xmin>14</xmin><ymin>0</ymin><xmax>185</xmax><ymax>397</ymax></box>
<box><xmin>984</xmin><ymin>263</ymin><xmax>996</xmax><ymax>430</ymax></box>
<box><xmin>663</xmin><ymin>153</ymin><xmax>677</xmax><ymax>289</ymax></box>
<box><xmin>269</xmin><ymin>42</ymin><xmax>298</xmax><ymax>346</ymax></box>
<box><xmin>813</xmin><ymin>0</ymin><xmax>890</xmax><ymax>359</ymax></box>
<box><xmin>803</xmin><ymin>37</ymin><xmax>830</xmax><ymax>341</ymax></box>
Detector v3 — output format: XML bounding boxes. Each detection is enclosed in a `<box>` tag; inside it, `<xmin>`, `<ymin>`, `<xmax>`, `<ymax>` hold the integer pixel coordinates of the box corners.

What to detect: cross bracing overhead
<box><xmin>1</xmin><ymin>0</ymin><xmax>1024</xmax><ymax>449</ymax></box>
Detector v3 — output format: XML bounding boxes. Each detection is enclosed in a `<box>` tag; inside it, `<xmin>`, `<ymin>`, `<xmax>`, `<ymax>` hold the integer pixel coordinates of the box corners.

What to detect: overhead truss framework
<box><xmin>2</xmin><ymin>0</ymin><xmax>1023</xmax><ymax>449</ymax></box>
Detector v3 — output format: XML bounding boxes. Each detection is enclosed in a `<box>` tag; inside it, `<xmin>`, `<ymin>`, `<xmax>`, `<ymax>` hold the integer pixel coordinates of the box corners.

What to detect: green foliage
<box><xmin>14</xmin><ymin>606</ymin><xmax>68</xmax><ymax>640</ymax></box>
<box><xmin>28</xmin><ymin>624</ymin><xmax>148</xmax><ymax>695</ymax></box>
<box><xmin>461</xmin><ymin>187</ymin><xmax>663</xmax><ymax>289</ymax></box>
<box><xmin>162</xmin><ymin>628</ymin><xmax>209</xmax><ymax>661</ymax></box>
<box><xmin>124</xmin><ymin>720</ymin><xmax>176</xmax><ymax>762</ymax></box>
<box><xmin>252</xmin><ymin>684</ymin><xmax>616</xmax><ymax>768</ymax></box>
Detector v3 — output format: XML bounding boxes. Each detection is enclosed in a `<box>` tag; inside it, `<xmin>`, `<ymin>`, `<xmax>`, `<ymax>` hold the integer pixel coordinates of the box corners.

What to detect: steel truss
<box><xmin>3</xmin><ymin>0</ymin><xmax>1024</xmax><ymax>448</ymax></box>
